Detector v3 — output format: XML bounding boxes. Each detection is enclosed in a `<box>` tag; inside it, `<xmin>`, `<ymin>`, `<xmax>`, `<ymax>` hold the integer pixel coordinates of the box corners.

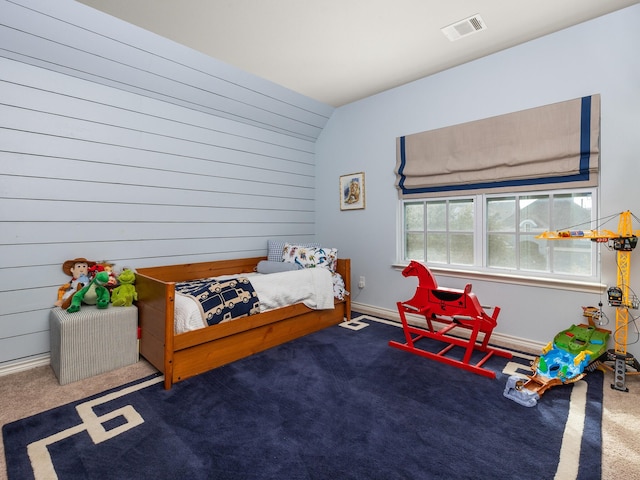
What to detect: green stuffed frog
<box><xmin>66</xmin><ymin>271</ymin><xmax>111</xmax><ymax>313</ymax></box>
<box><xmin>111</xmin><ymin>269</ymin><xmax>138</xmax><ymax>307</ymax></box>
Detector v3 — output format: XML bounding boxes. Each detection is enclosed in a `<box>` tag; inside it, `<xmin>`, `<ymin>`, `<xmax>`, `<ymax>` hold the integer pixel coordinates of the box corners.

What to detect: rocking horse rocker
<box><xmin>389</xmin><ymin>261</ymin><xmax>512</xmax><ymax>378</ymax></box>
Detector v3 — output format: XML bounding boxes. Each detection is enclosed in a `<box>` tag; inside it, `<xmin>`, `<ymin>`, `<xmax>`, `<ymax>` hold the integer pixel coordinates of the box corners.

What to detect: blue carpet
<box><xmin>3</xmin><ymin>315</ymin><xmax>603</xmax><ymax>480</ymax></box>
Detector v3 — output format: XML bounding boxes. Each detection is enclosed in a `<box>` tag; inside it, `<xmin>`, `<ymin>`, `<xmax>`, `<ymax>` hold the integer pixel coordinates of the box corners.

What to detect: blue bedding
<box><xmin>175</xmin><ymin>276</ymin><xmax>260</xmax><ymax>326</ymax></box>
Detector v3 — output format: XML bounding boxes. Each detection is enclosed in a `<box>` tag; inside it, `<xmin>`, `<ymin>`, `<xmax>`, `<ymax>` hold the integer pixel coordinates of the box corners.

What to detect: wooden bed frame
<box><xmin>135</xmin><ymin>256</ymin><xmax>351</xmax><ymax>389</ymax></box>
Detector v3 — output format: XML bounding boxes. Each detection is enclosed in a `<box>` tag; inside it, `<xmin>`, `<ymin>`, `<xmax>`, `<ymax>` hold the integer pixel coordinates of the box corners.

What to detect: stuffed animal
<box><xmin>55</xmin><ymin>258</ymin><xmax>96</xmax><ymax>309</ymax></box>
<box><xmin>66</xmin><ymin>271</ymin><xmax>111</xmax><ymax>313</ymax></box>
<box><xmin>93</xmin><ymin>261</ymin><xmax>119</xmax><ymax>290</ymax></box>
<box><xmin>111</xmin><ymin>269</ymin><xmax>138</xmax><ymax>307</ymax></box>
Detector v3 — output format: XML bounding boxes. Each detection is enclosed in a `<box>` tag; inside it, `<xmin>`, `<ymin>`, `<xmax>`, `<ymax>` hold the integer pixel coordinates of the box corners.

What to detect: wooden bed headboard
<box><xmin>136</xmin><ymin>256</ymin><xmax>265</xmax><ymax>283</ymax></box>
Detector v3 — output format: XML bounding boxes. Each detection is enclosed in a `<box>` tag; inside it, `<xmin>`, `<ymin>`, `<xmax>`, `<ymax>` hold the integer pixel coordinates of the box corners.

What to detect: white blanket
<box><xmin>174</xmin><ymin>268</ymin><xmax>335</xmax><ymax>334</ymax></box>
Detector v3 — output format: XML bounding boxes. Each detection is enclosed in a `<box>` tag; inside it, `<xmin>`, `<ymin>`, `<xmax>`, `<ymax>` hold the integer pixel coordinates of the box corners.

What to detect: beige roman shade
<box><xmin>395</xmin><ymin>95</ymin><xmax>600</xmax><ymax>198</ymax></box>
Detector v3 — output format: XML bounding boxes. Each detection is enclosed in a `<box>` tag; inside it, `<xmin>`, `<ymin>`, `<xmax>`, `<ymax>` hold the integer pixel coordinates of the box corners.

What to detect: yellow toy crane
<box><xmin>537</xmin><ymin>210</ymin><xmax>640</xmax><ymax>391</ymax></box>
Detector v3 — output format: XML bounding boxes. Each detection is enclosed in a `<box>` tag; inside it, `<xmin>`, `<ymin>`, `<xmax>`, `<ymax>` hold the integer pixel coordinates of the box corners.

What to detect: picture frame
<box><xmin>339</xmin><ymin>172</ymin><xmax>365</xmax><ymax>210</ymax></box>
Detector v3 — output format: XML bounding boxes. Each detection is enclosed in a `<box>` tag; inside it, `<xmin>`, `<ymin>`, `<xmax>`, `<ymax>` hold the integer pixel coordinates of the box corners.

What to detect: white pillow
<box><xmin>282</xmin><ymin>244</ymin><xmax>338</xmax><ymax>273</ymax></box>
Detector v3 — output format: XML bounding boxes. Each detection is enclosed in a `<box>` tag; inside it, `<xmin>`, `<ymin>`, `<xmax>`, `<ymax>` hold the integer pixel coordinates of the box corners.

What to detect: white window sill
<box><xmin>391</xmin><ymin>263</ymin><xmax>606</xmax><ymax>294</ymax></box>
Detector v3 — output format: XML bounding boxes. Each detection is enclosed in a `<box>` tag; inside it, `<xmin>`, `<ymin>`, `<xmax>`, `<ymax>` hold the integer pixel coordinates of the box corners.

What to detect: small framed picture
<box><xmin>339</xmin><ymin>172</ymin><xmax>365</xmax><ymax>210</ymax></box>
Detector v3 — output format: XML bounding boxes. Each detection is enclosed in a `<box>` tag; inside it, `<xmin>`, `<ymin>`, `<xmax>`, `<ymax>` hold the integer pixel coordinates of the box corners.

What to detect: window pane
<box><xmin>487</xmin><ymin>233</ymin><xmax>515</xmax><ymax>269</ymax></box>
<box><xmin>426</xmin><ymin>233</ymin><xmax>447</xmax><ymax>263</ymax></box>
<box><xmin>450</xmin><ymin>233</ymin><xmax>474</xmax><ymax>265</ymax></box>
<box><xmin>520</xmin><ymin>237</ymin><xmax>547</xmax><ymax>271</ymax></box>
<box><xmin>519</xmin><ymin>195</ymin><xmax>549</xmax><ymax>233</ymax></box>
<box><xmin>405</xmin><ymin>202</ymin><xmax>424</xmax><ymax>230</ymax></box>
<box><xmin>552</xmin><ymin>193</ymin><xmax>592</xmax><ymax>230</ymax></box>
<box><xmin>549</xmin><ymin>193</ymin><xmax>593</xmax><ymax>276</ymax></box>
<box><xmin>449</xmin><ymin>200</ymin><xmax>474</xmax><ymax>230</ymax></box>
<box><xmin>487</xmin><ymin>197</ymin><xmax>516</xmax><ymax>232</ymax></box>
<box><xmin>426</xmin><ymin>202</ymin><xmax>446</xmax><ymax>230</ymax></box>
<box><xmin>553</xmin><ymin>240</ymin><xmax>593</xmax><ymax>276</ymax></box>
<box><xmin>406</xmin><ymin>232</ymin><xmax>425</xmax><ymax>261</ymax></box>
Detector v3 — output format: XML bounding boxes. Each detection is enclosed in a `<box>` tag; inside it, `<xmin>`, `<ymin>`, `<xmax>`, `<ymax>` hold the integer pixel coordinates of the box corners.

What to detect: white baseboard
<box><xmin>351</xmin><ymin>301</ymin><xmax>545</xmax><ymax>354</ymax></box>
<box><xmin>0</xmin><ymin>354</ymin><xmax>50</xmax><ymax>378</ymax></box>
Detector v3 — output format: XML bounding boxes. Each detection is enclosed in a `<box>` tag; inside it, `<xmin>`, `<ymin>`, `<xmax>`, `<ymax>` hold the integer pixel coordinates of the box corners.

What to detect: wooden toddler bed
<box><xmin>136</xmin><ymin>256</ymin><xmax>351</xmax><ymax>389</ymax></box>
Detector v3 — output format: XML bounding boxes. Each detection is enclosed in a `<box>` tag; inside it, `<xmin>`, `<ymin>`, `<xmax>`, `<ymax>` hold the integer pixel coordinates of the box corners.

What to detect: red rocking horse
<box><xmin>389</xmin><ymin>261</ymin><xmax>512</xmax><ymax>378</ymax></box>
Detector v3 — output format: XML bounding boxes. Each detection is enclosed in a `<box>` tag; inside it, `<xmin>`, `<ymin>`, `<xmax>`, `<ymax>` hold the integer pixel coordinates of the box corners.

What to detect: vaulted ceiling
<box><xmin>75</xmin><ymin>0</ymin><xmax>638</xmax><ymax>107</ymax></box>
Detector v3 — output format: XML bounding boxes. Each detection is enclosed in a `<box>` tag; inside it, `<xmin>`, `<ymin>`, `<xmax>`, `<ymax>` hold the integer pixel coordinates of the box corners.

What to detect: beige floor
<box><xmin>600</xmin><ymin>373</ymin><xmax>640</xmax><ymax>479</ymax></box>
<box><xmin>0</xmin><ymin>361</ymin><xmax>638</xmax><ymax>480</ymax></box>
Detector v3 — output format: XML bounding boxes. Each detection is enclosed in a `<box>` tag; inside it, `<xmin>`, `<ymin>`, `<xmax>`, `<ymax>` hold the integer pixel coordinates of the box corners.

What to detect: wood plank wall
<box><xmin>0</xmin><ymin>0</ymin><xmax>334</xmax><ymax>366</ymax></box>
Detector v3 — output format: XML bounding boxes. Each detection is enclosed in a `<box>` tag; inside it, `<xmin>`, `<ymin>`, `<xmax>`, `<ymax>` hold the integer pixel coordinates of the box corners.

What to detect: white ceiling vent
<box><xmin>441</xmin><ymin>14</ymin><xmax>487</xmax><ymax>41</ymax></box>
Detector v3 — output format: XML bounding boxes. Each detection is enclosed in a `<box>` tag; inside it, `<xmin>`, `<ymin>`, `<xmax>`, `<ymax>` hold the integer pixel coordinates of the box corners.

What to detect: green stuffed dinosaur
<box><xmin>66</xmin><ymin>271</ymin><xmax>111</xmax><ymax>313</ymax></box>
<box><xmin>111</xmin><ymin>269</ymin><xmax>138</xmax><ymax>307</ymax></box>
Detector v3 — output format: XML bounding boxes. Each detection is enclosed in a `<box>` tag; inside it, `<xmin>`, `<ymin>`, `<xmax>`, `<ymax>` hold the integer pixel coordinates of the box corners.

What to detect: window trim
<box><xmin>391</xmin><ymin>262</ymin><xmax>606</xmax><ymax>294</ymax></box>
<box><xmin>399</xmin><ymin>187</ymin><xmax>601</xmax><ymax>289</ymax></box>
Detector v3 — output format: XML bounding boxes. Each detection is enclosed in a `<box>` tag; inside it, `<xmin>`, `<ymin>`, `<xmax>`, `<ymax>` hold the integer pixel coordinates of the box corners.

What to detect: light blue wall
<box><xmin>0</xmin><ymin>0</ymin><xmax>333</xmax><ymax>366</ymax></box>
<box><xmin>316</xmin><ymin>5</ymin><xmax>640</xmax><ymax>359</ymax></box>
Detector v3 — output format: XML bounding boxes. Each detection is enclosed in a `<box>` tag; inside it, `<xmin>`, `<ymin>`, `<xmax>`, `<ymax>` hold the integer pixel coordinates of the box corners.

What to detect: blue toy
<box><xmin>504</xmin><ymin>324</ymin><xmax>609</xmax><ymax>406</ymax></box>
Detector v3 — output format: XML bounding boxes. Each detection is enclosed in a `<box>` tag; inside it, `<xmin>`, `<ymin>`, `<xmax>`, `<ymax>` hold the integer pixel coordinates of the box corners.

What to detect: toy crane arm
<box><xmin>535</xmin><ymin>210</ymin><xmax>640</xmax><ymax>242</ymax></box>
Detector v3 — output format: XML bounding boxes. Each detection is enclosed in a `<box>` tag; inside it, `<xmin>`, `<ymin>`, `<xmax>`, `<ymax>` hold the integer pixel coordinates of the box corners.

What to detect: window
<box><xmin>402</xmin><ymin>189</ymin><xmax>597</xmax><ymax>279</ymax></box>
<box><xmin>395</xmin><ymin>96</ymin><xmax>601</xmax><ymax>283</ymax></box>
<box><xmin>405</xmin><ymin>198</ymin><xmax>475</xmax><ymax>266</ymax></box>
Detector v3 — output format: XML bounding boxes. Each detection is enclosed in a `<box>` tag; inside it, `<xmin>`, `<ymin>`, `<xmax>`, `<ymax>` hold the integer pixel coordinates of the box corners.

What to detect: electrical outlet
<box><xmin>358</xmin><ymin>276</ymin><xmax>365</xmax><ymax>289</ymax></box>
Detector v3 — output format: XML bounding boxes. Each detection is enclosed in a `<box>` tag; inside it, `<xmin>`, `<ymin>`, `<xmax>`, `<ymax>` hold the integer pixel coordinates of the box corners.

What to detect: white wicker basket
<box><xmin>49</xmin><ymin>305</ymin><xmax>138</xmax><ymax>385</ymax></box>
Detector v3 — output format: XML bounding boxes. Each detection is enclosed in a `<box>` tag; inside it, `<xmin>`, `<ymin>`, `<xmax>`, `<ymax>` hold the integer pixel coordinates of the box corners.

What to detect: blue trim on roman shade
<box><xmin>579</xmin><ymin>95</ymin><xmax>592</xmax><ymax>178</ymax></box>
<box><xmin>398</xmin><ymin>136</ymin><xmax>407</xmax><ymax>192</ymax></box>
